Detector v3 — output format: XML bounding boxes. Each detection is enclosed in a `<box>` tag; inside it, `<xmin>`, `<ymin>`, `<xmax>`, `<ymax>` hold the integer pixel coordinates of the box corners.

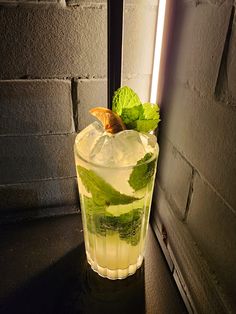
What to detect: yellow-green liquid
<box><xmin>75</xmin><ymin>153</ymin><xmax>157</xmax><ymax>280</ymax></box>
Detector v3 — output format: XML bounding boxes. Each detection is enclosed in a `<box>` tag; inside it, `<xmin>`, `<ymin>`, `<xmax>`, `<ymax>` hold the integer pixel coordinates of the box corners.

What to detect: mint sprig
<box><xmin>128</xmin><ymin>153</ymin><xmax>157</xmax><ymax>191</ymax></box>
<box><xmin>112</xmin><ymin>86</ymin><xmax>160</xmax><ymax>132</ymax></box>
<box><xmin>84</xmin><ymin>196</ymin><xmax>143</xmax><ymax>246</ymax></box>
<box><xmin>77</xmin><ymin>165</ymin><xmax>139</xmax><ymax>206</ymax></box>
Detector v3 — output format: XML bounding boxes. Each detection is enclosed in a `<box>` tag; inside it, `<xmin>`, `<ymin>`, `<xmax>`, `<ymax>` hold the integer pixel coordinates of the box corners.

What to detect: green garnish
<box><xmin>77</xmin><ymin>165</ymin><xmax>139</xmax><ymax>206</ymax></box>
<box><xmin>84</xmin><ymin>196</ymin><xmax>144</xmax><ymax>246</ymax></box>
<box><xmin>112</xmin><ymin>86</ymin><xmax>160</xmax><ymax>132</ymax></box>
<box><xmin>112</xmin><ymin>86</ymin><xmax>142</xmax><ymax>115</ymax></box>
<box><xmin>128</xmin><ymin>153</ymin><xmax>156</xmax><ymax>191</ymax></box>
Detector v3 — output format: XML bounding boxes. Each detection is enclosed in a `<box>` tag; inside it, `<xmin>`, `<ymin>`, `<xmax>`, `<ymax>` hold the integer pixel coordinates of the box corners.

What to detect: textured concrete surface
<box><xmin>0</xmin><ymin>6</ymin><xmax>107</xmax><ymax>79</ymax></box>
<box><xmin>0</xmin><ymin>214</ymin><xmax>187</xmax><ymax>314</ymax></box>
<box><xmin>76</xmin><ymin>79</ymin><xmax>107</xmax><ymax>130</ymax></box>
<box><xmin>0</xmin><ymin>177</ymin><xmax>79</xmax><ymax>212</ymax></box>
<box><xmin>153</xmin><ymin>0</ymin><xmax>236</xmax><ymax>312</ymax></box>
<box><xmin>126</xmin><ymin>0</ymin><xmax>158</xmax><ymax>4</ymax></box>
<box><xmin>123</xmin><ymin>4</ymin><xmax>157</xmax><ymax>77</ymax></box>
<box><xmin>66</xmin><ymin>0</ymin><xmax>106</xmax><ymax>5</ymax></box>
<box><xmin>66</xmin><ymin>0</ymin><xmax>158</xmax><ymax>7</ymax></box>
<box><xmin>0</xmin><ymin>134</ymin><xmax>76</xmax><ymax>184</ymax></box>
<box><xmin>168</xmin><ymin>1</ymin><xmax>233</xmax><ymax>96</ymax></box>
<box><xmin>0</xmin><ymin>0</ymin><xmax>64</xmax><ymax>3</ymax></box>
<box><xmin>152</xmin><ymin>186</ymin><xmax>234</xmax><ymax>313</ymax></box>
<box><xmin>122</xmin><ymin>75</ymin><xmax>152</xmax><ymax>103</ymax></box>
<box><xmin>227</xmin><ymin>15</ymin><xmax>236</xmax><ymax>100</ymax></box>
<box><xmin>161</xmin><ymin>83</ymin><xmax>236</xmax><ymax>210</ymax></box>
<box><xmin>157</xmin><ymin>138</ymin><xmax>193</xmax><ymax>219</ymax></box>
<box><xmin>0</xmin><ymin>80</ymin><xmax>74</xmax><ymax>135</ymax></box>
<box><xmin>187</xmin><ymin>174</ymin><xmax>236</xmax><ymax>304</ymax></box>
<box><xmin>0</xmin><ymin>0</ymin><xmax>158</xmax><ymax>216</ymax></box>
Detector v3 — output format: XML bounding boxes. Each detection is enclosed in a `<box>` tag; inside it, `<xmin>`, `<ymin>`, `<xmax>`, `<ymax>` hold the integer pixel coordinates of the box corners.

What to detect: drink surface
<box><xmin>74</xmin><ymin>122</ymin><xmax>158</xmax><ymax>279</ymax></box>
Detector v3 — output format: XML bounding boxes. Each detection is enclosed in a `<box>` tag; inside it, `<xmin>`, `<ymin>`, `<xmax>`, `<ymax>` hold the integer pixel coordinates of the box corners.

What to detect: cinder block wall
<box><xmin>0</xmin><ymin>0</ymin><xmax>157</xmax><ymax>221</ymax></box>
<box><xmin>153</xmin><ymin>0</ymin><xmax>236</xmax><ymax>312</ymax></box>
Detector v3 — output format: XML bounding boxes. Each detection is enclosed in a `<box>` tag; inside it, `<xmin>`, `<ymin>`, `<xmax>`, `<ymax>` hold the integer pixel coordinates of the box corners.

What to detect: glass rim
<box><xmin>74</xmin><ymin>144</ymin><xmax>159</xmax><ymax>170</ymax></box>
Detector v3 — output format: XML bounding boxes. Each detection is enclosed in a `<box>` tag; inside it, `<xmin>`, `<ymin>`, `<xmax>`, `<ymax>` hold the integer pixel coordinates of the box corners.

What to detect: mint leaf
<box><xmin>112</xmin><ymin>87</ymin><xmax>160</xmax><ymax>132</ymax></box>
<box><xmin>127</xmin><ymin>119</ymin><xmax>159</xmax><ymax>133</ymax></box>
<box><xmin>112</xmin><ymin>86</ymin><xmax>141</xmax><ymax>115</ymax></box>
<box><xmin>84</xmin><ymin>196</ymin><xmax>105</xmax><ymax>215</ymax></box>
<box><xmin>125</xmin><ymin>103</ymin><xmax>160</xmax><ymax>132</ymax></box>
<box><xmin>83</xmin><ymin>196</ymin><xmax>109</xmax><ymax>236</ymax></box>
<box><xmin>77</xmin><ymin>165</ymin><xmax>138</xmax><ymax>206</ymax></box>
<box><xmin>121</xmin><ymin>105</ymin><xmax>142</xmax><ymax>125</ymax></box>
<box><xmin>141</xmin><ymin>102</ymin><xmax>160</xmax><ymax>120</ymax></box>
<box><xmin>117</xmin><ymin>208</ymin><xmax>143</xmax><ymax>245</ymax></box>
<box><xmin>84</xmin><ymin>196</ymin><xmax>143</xmax><ymax>246</ymax></box>
<box><xmin>128</xmin><ymin>153</ymin><xmax>156</xmax><ymax>191</ymax></box>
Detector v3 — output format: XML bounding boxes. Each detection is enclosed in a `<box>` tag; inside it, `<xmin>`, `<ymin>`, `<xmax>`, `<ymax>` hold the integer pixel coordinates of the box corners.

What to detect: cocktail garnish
<box><xmin>89</xmin><ymin>107</ymin><xmax>126</xmax><ymax>134</ymax></box>
<box><xmin>112</xmin><ymin>86</ymin><xmax>160</xmax><ymax>132</ymax></box>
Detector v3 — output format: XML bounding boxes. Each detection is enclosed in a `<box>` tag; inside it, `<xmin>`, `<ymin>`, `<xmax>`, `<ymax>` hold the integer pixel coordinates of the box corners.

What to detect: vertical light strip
<box><xmin>150</xmin><ymin>0</ymin><xmax>167</xmax><ymax>104</ymax></box>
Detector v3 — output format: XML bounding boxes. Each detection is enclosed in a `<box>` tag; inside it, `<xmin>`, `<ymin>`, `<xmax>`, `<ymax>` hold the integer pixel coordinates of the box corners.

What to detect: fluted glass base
<box><xmin>87</xmin><ymin>250</ymin><xmax>144</xmax><ymax>280</ymax></box>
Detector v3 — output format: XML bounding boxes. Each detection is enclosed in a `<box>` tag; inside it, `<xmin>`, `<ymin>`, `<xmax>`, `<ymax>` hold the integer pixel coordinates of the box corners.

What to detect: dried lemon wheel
<box><xmin>89</xmin><ymin>107</ymin><xmax>126</xmax><ymax>134</ymax></box>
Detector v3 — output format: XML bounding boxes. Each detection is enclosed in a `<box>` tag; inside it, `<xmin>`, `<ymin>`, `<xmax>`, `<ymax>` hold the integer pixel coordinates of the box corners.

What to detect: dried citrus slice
<box><xmin>89</xmin><ymin>107</ymin><xmax>126</xmax><ymax>134</ymax></box>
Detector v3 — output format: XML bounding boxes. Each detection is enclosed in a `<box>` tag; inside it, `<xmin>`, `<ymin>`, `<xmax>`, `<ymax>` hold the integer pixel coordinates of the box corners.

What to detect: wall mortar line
<box><xmin>183</xmin><ymin>168</ymin><xmax>195</xmax><ymax>221</ymax></box>
<box><xmin>71</xmin><ymin>78</ymin><xmax>79</xmax><ymax>132</ymax></box>
<box><xmin>152</xmin><ymin>185</ymin><xmax>233</xmax><ymax>313</ymax></box>
<box><xmin>0</xmin><ymin>176</ymin><xmax>77</xmax><ymax>187</ymax></box>
<box><xmin>0</xmin><ymin>132</ymin><xmax>76</xmax><ymax>138</ymax></box>
<box><xmin>214</xmin><ymin>5</ymin><xmax>235</xmax><ymax>99</ymax></box>
<box><xmin>164</xmin><ymin>136</ymin><xmax>236</xmax><ymax>215</ymax></box>
<box><xmin>0</xmin><ymin>76</ymin><xmax>107</xmax><ymax>81</ymax></box>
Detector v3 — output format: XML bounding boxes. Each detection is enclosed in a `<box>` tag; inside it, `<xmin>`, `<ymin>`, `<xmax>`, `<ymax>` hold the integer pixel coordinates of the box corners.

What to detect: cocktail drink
<box><xmin>74</xmin><ymin>87</ymin><xmax>160</xmax><ymax>280</ymax></box>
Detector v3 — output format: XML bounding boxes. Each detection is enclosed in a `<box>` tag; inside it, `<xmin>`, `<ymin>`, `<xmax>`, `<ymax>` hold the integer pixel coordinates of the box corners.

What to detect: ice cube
<box><xmin>89</xmin><ymin>133</ymin><xmax>117</xmax><ymax>166</ymax></box>
<box><xmin>89</xmin><ymin>130</ymin><xmax>156</xmax><ymax>167</ymax></box>
<box><xmin>74</xmin><ymin>121</ymin><xmax>104</xmax><ymax>160</ymax></box>
<box><xmin>113</xmin><ymin>130</ymin><xmax>147</xmax><ymax>166</ymax></box>
<box><xmin>75</xmin><ymin>122</ymin><xmax>157</xmax><ymax>167</ymax></box>
<box><xmin>139</xmin><ymin>132</ymin><xmax>157</xmax><ymax>154</ymax></box>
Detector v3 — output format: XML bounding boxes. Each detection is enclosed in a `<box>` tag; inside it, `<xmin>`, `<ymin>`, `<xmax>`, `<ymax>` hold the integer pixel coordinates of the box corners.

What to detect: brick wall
<box><xmin>0</xmin><ymin>0</ymin><xmax>157</xmax><ymax>221</ymax></box>
<box><xmin>152</xmin><ymin>0</ymin><xmax>236</xmax><ymax>312</ymax></box>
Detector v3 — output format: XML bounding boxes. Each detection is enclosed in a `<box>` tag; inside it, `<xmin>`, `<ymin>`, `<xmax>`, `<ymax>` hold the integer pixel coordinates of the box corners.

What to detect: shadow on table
<box><xmin>0</xmin><ymin>243</ymin><xmax>146</xmax><ymax>314</ymax></box>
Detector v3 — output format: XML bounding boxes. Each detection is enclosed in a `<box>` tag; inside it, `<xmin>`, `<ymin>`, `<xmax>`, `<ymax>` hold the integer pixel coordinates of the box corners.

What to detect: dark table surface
<box><xmin>0</xmin><ymin>214</ymin><xmax>187</xmax><ymax>314</ymax></box>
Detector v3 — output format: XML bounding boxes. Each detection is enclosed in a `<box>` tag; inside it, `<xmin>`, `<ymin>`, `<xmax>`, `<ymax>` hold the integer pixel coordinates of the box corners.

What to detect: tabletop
<box><xmin>0</xmin><ymin>214</ymin><xmax>187</xmax><ymax>314</ymax></box>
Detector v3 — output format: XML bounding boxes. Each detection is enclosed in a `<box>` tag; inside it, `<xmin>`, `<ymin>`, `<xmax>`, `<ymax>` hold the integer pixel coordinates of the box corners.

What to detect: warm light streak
<box><xmin>150</xmin><ymin>0</ymin><xmax>167</xmax><ymax>104</ymax></box>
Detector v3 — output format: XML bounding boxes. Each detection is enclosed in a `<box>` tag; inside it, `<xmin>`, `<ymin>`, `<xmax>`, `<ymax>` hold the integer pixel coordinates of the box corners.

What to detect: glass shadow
<box><xmin>57</xmin><ymin>254</ymin><xmax>146</xmax><ymax>314</ymax></box>
<box><xmin>0</xmin><ymin>243</ymin><xmax>145</xmax><ymax>314</ymax></box>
